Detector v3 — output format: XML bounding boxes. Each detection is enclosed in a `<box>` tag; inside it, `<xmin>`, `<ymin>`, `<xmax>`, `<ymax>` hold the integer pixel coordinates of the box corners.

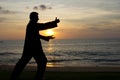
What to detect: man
<box><xmin>10</xmin><ymin>12</ymin><xmax>60</xmax><ymax>80</ymax></box>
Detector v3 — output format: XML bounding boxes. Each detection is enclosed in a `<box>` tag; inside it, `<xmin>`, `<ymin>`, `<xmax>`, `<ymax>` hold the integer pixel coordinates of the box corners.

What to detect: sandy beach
<box><xmin>0</xmin><ymin>65</ymin><xmax>120</xmax><ymax>80</ymax></box>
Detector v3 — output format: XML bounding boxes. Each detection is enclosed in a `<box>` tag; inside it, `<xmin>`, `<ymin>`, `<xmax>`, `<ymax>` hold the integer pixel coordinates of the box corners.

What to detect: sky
<box><xmin>0</xmin><ymin>0</ymin><xmax>120</xmax><ymax>40</ymax></box>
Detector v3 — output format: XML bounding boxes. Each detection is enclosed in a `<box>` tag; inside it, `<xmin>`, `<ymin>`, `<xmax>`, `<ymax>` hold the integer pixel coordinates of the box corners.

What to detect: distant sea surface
<box><xmin>0</xmin><ymin>39</ymin><xmax>120</xmax><ymax>67</ymax></box>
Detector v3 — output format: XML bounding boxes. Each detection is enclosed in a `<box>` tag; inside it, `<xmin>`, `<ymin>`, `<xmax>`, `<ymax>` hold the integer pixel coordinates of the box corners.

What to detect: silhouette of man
<box><xmin>10</xmin><ymin>12</ymin><xmax>60</xmax><ymax>80</ymax></box>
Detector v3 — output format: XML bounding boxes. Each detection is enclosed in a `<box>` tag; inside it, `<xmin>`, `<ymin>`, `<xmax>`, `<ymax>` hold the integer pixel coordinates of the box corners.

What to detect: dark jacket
<box><xmin>23</xmin><ymin>20</ymin><xmax>57</xmax><ymax>54</ymax></box>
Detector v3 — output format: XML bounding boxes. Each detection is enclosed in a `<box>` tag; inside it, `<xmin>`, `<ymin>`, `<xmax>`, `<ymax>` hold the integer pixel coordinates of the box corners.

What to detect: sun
<box><xmin>46</xmin><ymin>29</ymin><xmax>54</xmax><ymax>36</ymax></box>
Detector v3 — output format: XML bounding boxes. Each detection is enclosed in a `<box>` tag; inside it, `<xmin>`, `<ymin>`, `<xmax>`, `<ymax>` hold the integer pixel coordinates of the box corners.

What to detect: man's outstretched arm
<box><xmin>38</xmin><ymin>17</ymin><xmax>60</xmax><ymax>30</ymax></box>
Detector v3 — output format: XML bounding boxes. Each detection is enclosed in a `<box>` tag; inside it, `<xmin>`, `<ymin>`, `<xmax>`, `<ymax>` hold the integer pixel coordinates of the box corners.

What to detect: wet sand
<box><xmin>0</xmin><ymin>64</ymin><xmax>120</xmax><ymax>72</ymax></box>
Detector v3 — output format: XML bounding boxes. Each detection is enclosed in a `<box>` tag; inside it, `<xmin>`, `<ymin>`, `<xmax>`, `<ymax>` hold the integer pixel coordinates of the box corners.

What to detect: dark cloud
<box><xmin>1</xmin><ymin>10</ymin><xmax>16</xmax><ymax>14</ymax></box>
<box><xmin>33</xmin><ymin>6</ymin><xmax>38</xmax><ymax>10</ymax></box>
<box><xmin>0</xmin><ymin>6</ymin><xmax>2</xmax><ymax>10</ymax></box>
<box><xmin>33</xmin><ymin>4</ymin><xmax>52</xmax><ymax>10</ymax></box>
<box><xmin>0</xmin><ymin>17</ymin><xmax>5</xmax><ymax>22</ymax></box>
<box><xmin>0</xmin><ymin>6</ymin><xmax>16</xmax><ymax>14</ymax></box>
<box><xmin>39</xmin><ymin>5</ymin><xmax>47</xmax><ymax>10</ymax></box>
<box><xmin>0</xmin><ymin>6</ymin><xmax>17</xmax><ymax>22</ymax></box>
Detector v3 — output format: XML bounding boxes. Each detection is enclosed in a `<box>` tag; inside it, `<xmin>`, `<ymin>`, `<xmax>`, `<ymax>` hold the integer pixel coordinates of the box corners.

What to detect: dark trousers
<box><xmin>10</xmin><ymin>52</ymin><xmax>47</xmax><ymax>80</ymax></box>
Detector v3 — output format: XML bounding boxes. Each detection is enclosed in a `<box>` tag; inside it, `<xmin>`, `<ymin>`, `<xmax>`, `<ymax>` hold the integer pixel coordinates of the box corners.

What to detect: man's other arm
<box><xmin>39</xmin><ymin>35</ymin><xmax>55</xmax><ymax>41</ymax></box>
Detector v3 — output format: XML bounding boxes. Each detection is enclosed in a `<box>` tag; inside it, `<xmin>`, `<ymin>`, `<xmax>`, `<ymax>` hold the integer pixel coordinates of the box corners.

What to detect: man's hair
<box><xmin>29</xmin><ymin>12</ymin><xmax>38</xmax><ymax>20</ymax></box>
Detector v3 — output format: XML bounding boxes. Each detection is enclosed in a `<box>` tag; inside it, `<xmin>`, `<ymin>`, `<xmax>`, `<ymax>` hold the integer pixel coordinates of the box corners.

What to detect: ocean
<box><xmin>0</xmin><ymin>39</ymin><xmax>120</xmax><ymax>67</ymax></box>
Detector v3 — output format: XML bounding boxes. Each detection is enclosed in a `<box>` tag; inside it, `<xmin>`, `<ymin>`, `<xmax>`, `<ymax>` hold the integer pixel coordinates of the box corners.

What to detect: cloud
<box><xmin>0</xmin><ymin>6</ymin><xmax>18</xmax><ymax>22</ymax></box>
<box><xmin>33</xmin><ymin>4</ymin><xmax>52</xmax><ymax>10</ymax></box>
<box><xmin>39</xmin><ymin>5</ymin><xmax>47</xmax><ymax>10</ymax></box>
<box><xmin>0</xmin><ymin>6</ymin><xmax>2</xmax><ymax>10</ymax></box>
<box><xmin>0</xmin><ymin>6</ymin><xmax>16</xmax><ymax>14</ymax></box>
<box><xmin>0</xmin><ymin>17</ymin><xmax>6</xmax><ymax>22</ymax></box>
<box><xmin>81</xmin><ymin>19</ymin><xmax>120</xmax><ymax>33</ymax></box>
<box><xmin>33</xmin><ymin>6</ymin><xmax>38</xmax><ymax>10</ymax></box>
<box><xmin>0</xmin><ymin>6</ymin><xmax>3</xmax><ymax>10</ymax></box>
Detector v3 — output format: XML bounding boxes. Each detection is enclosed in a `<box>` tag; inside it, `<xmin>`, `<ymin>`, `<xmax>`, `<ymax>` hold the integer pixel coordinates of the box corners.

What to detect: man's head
<box><xmin>29</xmin><ymin>12</ymin><xmax>39</xmax><ymax>22</ymax></box>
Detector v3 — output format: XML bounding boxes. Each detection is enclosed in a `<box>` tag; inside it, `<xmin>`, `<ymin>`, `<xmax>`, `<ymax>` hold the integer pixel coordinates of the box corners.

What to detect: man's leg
<box><xmin>10</xmin><ymin>54</ymin><xmax>31</xmax><ymax>80</ymax></box>
<box><xmin>33</xmin><ymin>53</ymin><xmax>47</xmax><ymax>80</ymax></box>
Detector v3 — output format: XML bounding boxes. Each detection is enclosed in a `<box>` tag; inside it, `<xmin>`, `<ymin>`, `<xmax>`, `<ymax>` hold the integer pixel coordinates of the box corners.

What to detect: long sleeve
<box><xmin>37</xmin><ymin>21</ymin><xmax>58</xmax><ymax>30</ymax></box>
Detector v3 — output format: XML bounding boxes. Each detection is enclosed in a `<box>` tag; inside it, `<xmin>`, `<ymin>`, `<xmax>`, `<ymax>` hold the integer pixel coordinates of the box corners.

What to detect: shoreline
<box><xmin>0</xmin><ymin>64</ymin><xmax>120</xmax><ymax>72</ymax></box>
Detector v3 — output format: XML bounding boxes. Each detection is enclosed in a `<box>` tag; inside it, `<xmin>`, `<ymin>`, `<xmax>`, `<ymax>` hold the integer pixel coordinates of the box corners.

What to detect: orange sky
<box><xmin>0</xmin><ymin>0</ymin><xmax>120</xmax><ymax>40</ymax></box>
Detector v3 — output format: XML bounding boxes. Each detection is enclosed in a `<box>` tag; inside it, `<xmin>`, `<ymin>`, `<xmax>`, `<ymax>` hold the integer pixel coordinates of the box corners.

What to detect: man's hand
<box><xmin>55</xmin><ymin>17</ymin><xmax>60</xmax><ymax>23</ymax></box>
<box><xmin>47</xmin><ymin>35</ymin><xmax>55</xmax><ymax>39</ymax></box>
<box><xmin>44</xmin><ymin>35</ymin><xmax>55</xmax><ymax>41</ymax></box>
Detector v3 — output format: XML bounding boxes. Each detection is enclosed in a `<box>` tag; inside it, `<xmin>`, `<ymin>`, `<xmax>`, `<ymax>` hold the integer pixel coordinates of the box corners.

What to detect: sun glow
<box><xmin>46</xmin><ymin>29</ymin><xmax>55</xmax><ymax>36</ymax></box>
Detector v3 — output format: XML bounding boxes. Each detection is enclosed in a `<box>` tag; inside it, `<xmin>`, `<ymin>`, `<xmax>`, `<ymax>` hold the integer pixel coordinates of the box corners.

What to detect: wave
<box><xmin>0</xmin><ymin>51</ymin><xmax>120</xmax><ymax>66</ymax></box>
<box><xmin>48</xmin><ymin>58</ymin><xmax>81</xmax><ymax>63</ymax></box>
<box><xmin>0</xmin><ymin>52</ymin><xmax>19</xmax><ymax>55</ymax></box>
<box><xmin>93</xmin><ymin>59</ymin><xmax>120</xmax><ymax>62</ymax></box>
<box><xmin>46</xmin><ymin>50</ymin><xmax>120</xmax><ymax>58</ymax></box>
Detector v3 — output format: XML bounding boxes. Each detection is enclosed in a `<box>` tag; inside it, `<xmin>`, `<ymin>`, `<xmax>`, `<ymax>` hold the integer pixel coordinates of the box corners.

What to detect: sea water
<box><xmin>0</xmin><ymin>39</ymin><xmax>120</xmax><ymax>67</ymax></box>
